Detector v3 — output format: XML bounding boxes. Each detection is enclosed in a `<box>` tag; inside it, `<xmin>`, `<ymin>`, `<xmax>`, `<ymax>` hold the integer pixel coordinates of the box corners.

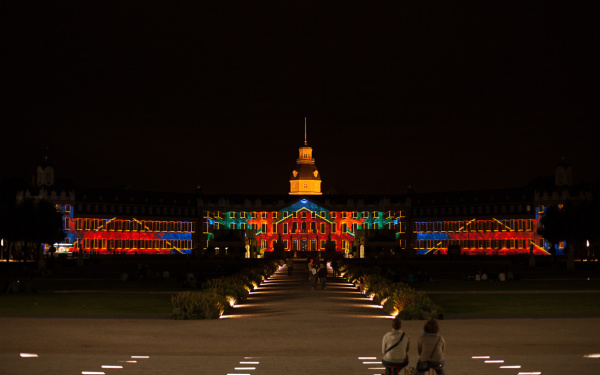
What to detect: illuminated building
<box><xmin>14</xmin><ymin>136</ymin><xmax>591</xmax><ymax>257</ymax></box>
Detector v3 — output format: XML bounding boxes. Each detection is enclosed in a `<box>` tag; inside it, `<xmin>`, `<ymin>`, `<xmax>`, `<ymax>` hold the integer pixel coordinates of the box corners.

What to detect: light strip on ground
<box><xmin>359</xmin><ymin>357</ymin><xmax>377</xmax><ymax>360</ymax></box>
<box><xmin>20</xmin><ymin>353</ymin><xmax>38</xmax><ymax>358</ymax></box>
<box><xmin>82</xmin><ymin>372</ymin><xmax>105</xmax><ymax>375</ymax></box>
<box><xmin>235</xmin><ymin>367</ymin><xmax>256</xmax><ymax>370</ymax></box>
<box><xmin>131</xmin><ymin>355</ymin><xmax>149</xmax><ymax>359</ymax></box>
<box><xmin>485</xmin><ymin>360</ymin><xmax>504</xmax><ymax>363</ymax></box>
<box><xmin>585</xmin><ymin>354</ymin><xmax>600</xmax><ymax>358</ymax></box>
<box><xmin>472</xmin><ymin>356</ymin><xmax>491</xmax><ymax>359</ymax></box>
<box><xmin>500</xmin><ymin>365</ymin><xmax>522</xmax><ymax>369</ymax></box>
<box><xmin>102</xmin><ymin>365</ymin><xmax>123</xmax><ymax>369</ymax></box>
<box><xmin>240</xmin><ymin>361</ymin><xmax>259</xmax><ymax>364</ymax></box>
<box><xmin>517</xmin><ymin>372</ymin><xmax>542</xmax><ymax>375</ymax></box>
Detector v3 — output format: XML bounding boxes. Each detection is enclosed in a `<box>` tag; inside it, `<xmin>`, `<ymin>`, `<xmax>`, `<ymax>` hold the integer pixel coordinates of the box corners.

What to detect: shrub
<box><xmin>339</xmin><ymin>261</ymin><xmax>442</xmax><ymax>320</ymax></box>
<box><xmin>171</xmin><ymin>259</ymin><xmax>283</xmax><ymax>319</ymax></box>
<box><xmin>171</xmin><ymin>290</ymin><xmax>227</xmax><ymax>320</ymax></box>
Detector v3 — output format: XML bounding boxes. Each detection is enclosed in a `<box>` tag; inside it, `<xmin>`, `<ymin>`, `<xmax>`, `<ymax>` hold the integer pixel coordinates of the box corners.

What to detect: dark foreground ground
<box><xmin>1</xmin><ymin>260</ymin><xmax>600</xmax><ymax>375</ymax></box>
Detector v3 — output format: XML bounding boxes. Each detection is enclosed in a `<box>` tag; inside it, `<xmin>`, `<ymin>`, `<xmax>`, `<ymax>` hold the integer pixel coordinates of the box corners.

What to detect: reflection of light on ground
<box><xmin>131</xmin><ymin>356</ymin><xmax>149</xmax><ymax>359</ymax></box>
<box><xmin>248</xmin><ymin>290</ymin><xmax>280</xmax><ymax>294</ymax></box>
<box><xmin>345</xmin><ymin>303</ymin><xmax>383</xmax><ymax>309</ymax></box>
<box><xmin>328</xmin><ymin>296</ymin><xmax>373</xmax><ymax>301</ymax></box>
<box><xmin>517</xmin><ymin>373</ymin><xmax>542</xmax><ymax>375</ymax></box>
<box><xmin>235</xmin><ymin>367</ymin><xmax>256</xmax><ymax>370</ymax></box>
<box><xmin>500</xmin><ymin>365</ymin><xmax>521</xmax><ymax>368</ymax></box>
<box><xmin>118</xmin><ymin>361</ymin><xmax>137</xmax><ymax>363</ymax></box>
<box><xmin>82</xmin><ymin>372</ymin><xmax>105</xmax><ymax>375</ymax></box>
<box><xmin>101</xmin><ymin>365</ymin><xmax>123</xmax><ymax>369</ymax></box>
<box><xmin>20</xmin><ymin>353</ymin><xmax>38</xmax><ymax>358</ymax></box>
<box><xmin>485</xmin><ymin>360</ymin><xmax>504</xmax><ymax>363</ymax></box>
<box><xmin>220</xmin><ymin>313</ymin><xmax>271</xmax><ymax>319</ymax></box>
<box><xmin>584</xmin><ymin>353</ymin><xmax>600</xmax><ymax>358</ymax></box>
<box><xmin>335</xmin><ymin>314</ymin><xmax>392</xmax><ymax>319</ymax></box>
<box><xmin>472</xmin><ymin>356</ymin><xmax>491</xmax><ymax>359</ymax></box>
<box><xmin>358</xmin><ymin>357</ymin><xmax>376</xmax><ymax>360</ymax></box>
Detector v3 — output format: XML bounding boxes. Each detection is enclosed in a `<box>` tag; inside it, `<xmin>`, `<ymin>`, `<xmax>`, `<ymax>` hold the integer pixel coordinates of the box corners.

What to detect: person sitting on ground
<box><xmin>417</xmin><ymin>318</ymin><xmax>446</xmax><ymax>375</ymax></box>
<box><xmin>381</xmin><ymin>318</ymin><xmax>410</xmax><ymax>374</ymax></box>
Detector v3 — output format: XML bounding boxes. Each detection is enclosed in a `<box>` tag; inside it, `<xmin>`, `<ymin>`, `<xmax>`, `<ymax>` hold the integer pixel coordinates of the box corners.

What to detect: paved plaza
<box><xmin>1</xmin><ymin>262</ymin><xmax>599</xmax><ymax>374</ymax></box>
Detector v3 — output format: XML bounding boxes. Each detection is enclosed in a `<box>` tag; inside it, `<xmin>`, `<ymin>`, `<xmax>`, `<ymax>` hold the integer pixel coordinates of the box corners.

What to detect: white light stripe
<box><xmin>368</xmin><ymin>368</ymin><xmax>386</xmax><ymax>370</ymax></box>
<box><xmin>500</xmin><ymin>365</ymin><xmax>522</xmax><ymax>369</ymax></box>
<box><xmin>20</xmin><ymin>353</ymin><xmax>38</xmax><ymax>358</ymax></box>
<box><xmin>82</xmin><ymin>372</ymin><xmax>105</xmax><ymax>375</ymax></box>
<box><xmin>485</xmin><ymin>360</ymin><xmax>505</xmax><ymax>363</ymax></box>
<box><xmin>235</xmin><ymin>367</ymin><xmax>256</xmax><ymax>370</ymax></box>
<box><xmin>118</xmin><ymin>360</ymin><xmax>137</xmax><ymax>363</ymax></box>
<box><xmin>517</xmin><ymin>373</ymin><xmax>542</xmax><ymax>375</ymax></box>
<box><xmin>239</xmin><ymin>361</ymin><xmax>259</xmax><ymax>364</ymax></box>
<box><xmin>359</xmin><ymin>357</ymin><xmax>377</xmax><ymax>360</ymax></box>
<box><xmin>472</xmin><ymin>356</ymin><xmax>491</xmax><ymax>359</ymax></box>
<box><xmin>585</xmin><ymin>354</ymin><xmax>600</xmax><ymax>358</ymax></box>
<box><xmin>227</xmin><ymin>373</ymin><xmax>251</xmax><ymax>375</ymax></box>
<box><xmin>101</xmin><ymin>365</ymin><xmax>123</xmax><ymax>369</ymax></box>
<box><xmin>363</xmin><ymin>361</ymin><xmax>382</xmax><ymax>364</ymax></box>
<box><xmin>131</xmin><ymin>356</ymin><xmax>149</xmax><ymax>359</ymax></box>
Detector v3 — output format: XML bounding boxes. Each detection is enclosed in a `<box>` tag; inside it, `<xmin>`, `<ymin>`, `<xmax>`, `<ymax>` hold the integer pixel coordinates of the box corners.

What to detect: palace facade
<box><xmin>16</xmin><ymin>131</ymin><xmax>591</xmax><ymax>258</ymax></box>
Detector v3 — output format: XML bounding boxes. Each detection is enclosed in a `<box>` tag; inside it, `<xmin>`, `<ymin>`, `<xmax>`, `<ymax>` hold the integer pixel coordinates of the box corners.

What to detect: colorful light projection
<box><xmin>535</xmin><ymin>205</ymin><xmax>566</xmax><ymax>255</ymax></box>
<box><xmin>414</xmin><ymin>218</ymin><xmax>548</xmax><ymax>255</ymax></box>
<box><xmin>63</xmin><ymin>215</ymin><xmax>194</xmax><ymax>255</ymax></box>
<box><xmin>204</xmin><ymin>199</ymin><xmax>404</xmax><ymax>253</ymax></box>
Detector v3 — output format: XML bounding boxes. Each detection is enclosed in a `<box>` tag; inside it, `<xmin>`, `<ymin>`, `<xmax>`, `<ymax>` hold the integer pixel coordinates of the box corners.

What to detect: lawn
<box><xmin>429</xmin><ymin>292</ymin><xmax>600</xmax><ymax>317</ymax></box>
<box><xmin>0</xmin><ymin>292</ymin><xmax>173</xmax><ymax>317</ymax></box>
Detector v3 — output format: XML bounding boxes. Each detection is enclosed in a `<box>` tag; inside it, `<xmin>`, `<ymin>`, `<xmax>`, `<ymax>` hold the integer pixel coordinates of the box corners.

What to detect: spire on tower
<box><xmin>304</xmin><ymin>117</ymin><xmax>307</xmax><ymax>146</ymax></box>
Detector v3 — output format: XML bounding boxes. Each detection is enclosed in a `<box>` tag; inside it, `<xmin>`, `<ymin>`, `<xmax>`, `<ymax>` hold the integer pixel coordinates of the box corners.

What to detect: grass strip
<box><xmin>429</xmin><ymin>292</ymin><xmax>600</xmax><ymax>317</ymax></box>
<box><xmin>0</xmin><ymin>293</ymin><xmax>173</xmax><ymax>316</ymax></box>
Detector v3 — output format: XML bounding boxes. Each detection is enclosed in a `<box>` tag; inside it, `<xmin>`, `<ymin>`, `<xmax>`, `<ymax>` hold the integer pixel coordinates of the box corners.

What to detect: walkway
<box><xmin>1</xmin><ymin>261</ymin><xmax>599</xmax><ymax>374</ymax></box>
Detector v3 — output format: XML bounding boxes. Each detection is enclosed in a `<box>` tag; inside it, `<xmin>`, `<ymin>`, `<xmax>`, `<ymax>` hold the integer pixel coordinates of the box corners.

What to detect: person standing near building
<box><xmin>286</xmin><ymin>256</ymin><xmax>294</xmax><ymax>276</ymax></box>
<box><xmin>381</xmin><ymin>318</ymin><xmax>410</xmax><ymax>374</ymax></box>
<box><xmin>317</xmin><ymin>262</ymin><xmax>327</xmax><ymax>290</ymax></box>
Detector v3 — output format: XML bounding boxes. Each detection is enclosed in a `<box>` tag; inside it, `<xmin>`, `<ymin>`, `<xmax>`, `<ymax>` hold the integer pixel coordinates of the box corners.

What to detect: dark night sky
<box><xmin>1</xmin><ymin>1</ymin><xmax>598</xmax><ymax>195</ymax></box>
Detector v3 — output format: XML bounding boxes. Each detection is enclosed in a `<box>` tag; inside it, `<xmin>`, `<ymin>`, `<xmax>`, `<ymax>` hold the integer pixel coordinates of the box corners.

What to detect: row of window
<box><xmin>207</xmin><ymin>221</ymin><xmax>403</xmax><ymax>234</ymax></box>
<box><xmin>414</xmin><ymin>219</ymin><xmax>535</xmax><ymax>233</ymax></box>
<box><xmin>211</xmin><ymin>210</ymin><xmax>403</xmax><ymax>220</ymax></box>
<box><xmin>76</xmin><ymin>204</ymin><xmax>195</xmax><ymax>216</ymax></box>
<box><xmin>259</xmin><ymin>238</ymin><xmax>351</xmax><ymax>251</ymax></box>
<box><xmin>416</xmin><ymin>238</ymin><xmax>544</xmax><ymax>250</ymax></box>
<box><xmin>80</xmin><ymin>238</ymin><xmax>193</xmax><ymax>250</ymax></box>
<box><xmin>67</xmin><ymin>218</ymin><xmax>195</xmax><ymax>233</ymax></box>
<box><xmin>414</xmin><ymin>205</ymin><xmax>532</xmax><ymax>217</ymax></box>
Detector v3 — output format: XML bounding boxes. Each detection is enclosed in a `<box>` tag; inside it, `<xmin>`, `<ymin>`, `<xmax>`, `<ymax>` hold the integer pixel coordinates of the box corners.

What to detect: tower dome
<box><xmin>289</xmin><ymin>118</ymin><xmax>322</xmax><ymax>195</ymax></box>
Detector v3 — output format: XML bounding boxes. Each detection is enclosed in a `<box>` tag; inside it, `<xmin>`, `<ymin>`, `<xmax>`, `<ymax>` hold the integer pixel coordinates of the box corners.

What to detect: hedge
<box><xmin>171</xmin><ymin>259</ymin><xmax>283</xmax><ymax>319</ymax></box>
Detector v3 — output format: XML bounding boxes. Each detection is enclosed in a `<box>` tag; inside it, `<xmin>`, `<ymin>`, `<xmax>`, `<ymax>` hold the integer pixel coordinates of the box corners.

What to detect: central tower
<box><xmin>289</xmin><ymin>118</ymin><xmax>322</xmax><ymax>195</ymax></box>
